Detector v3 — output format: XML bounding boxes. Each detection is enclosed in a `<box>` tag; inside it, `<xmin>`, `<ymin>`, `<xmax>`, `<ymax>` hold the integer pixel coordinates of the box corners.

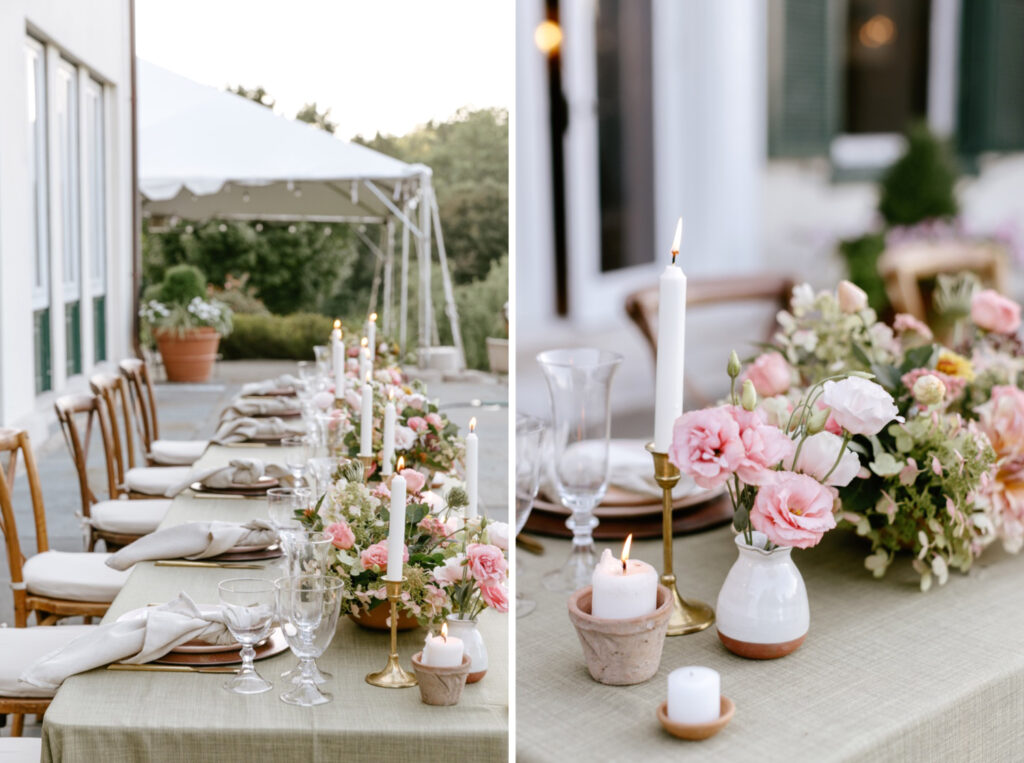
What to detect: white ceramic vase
<box><xmin>447</xmin><ymin>615</ymin><xmax>488</xmax><ymax>683</ymax></box>
<box><xmin>715</xmin><ymin>531</ymin><xmax>809</xmax><ymax>659</ymax></box>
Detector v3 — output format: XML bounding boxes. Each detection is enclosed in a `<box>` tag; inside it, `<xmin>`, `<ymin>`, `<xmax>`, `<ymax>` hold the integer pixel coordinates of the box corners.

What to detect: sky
<box><xmin>135</xmin><ymin>0</ymin><xmax>513</xmax><ymax>140</ymax></box>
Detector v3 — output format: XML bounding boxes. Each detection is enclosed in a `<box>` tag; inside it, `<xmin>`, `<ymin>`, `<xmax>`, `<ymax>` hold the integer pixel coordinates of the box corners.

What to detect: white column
<box><xmin>45</xmin><ymin>44</ymin><xmax>67</xmax><ymax>393</ymax></box>
<box><xmin>77</xmin><ymin>67</ymin><xmax>95</xmax><ymax>376</ymax></box>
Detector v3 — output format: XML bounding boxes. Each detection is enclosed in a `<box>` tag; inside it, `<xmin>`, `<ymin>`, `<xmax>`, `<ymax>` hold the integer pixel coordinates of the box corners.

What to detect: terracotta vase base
<box><xmin>411</xmin><ymin>652</ymin><xmax>471</xmax><ymax>705</ymax></box>
<box><xmin>466</xmin><ymin>670</ymin><xmax>486</xmax><ymax>684</ymax></box>
<box><xmin>348</xmin><ymin>607</ymin><xmax>419</xmax><ymax>631</ymax></box>
<box><xmin>717</xmin><ymin>630</ymin><xmax>806</xmax><ymax>659</ymax></box>
<box><xmin>657</xmin><ymin>697</ymin><xmax>735</xmax><ymax>740</ymax></box>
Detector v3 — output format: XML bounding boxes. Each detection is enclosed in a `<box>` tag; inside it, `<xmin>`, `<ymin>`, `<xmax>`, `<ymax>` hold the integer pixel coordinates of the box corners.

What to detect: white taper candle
<box><xmin>653</xmin><ymin>218</ymin><xmax>686</xmax><ymax>452</ymax></box>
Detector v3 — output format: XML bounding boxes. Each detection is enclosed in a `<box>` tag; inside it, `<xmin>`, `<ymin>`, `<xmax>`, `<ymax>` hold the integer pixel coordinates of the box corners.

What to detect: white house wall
<box><xmin>0</xmin><ymin>0</ymin><xmax>134</xmax><ymax>438</ymax></box>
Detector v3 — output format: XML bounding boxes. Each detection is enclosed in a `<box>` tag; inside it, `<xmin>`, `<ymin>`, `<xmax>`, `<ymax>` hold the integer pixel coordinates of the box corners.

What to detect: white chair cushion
<box><xmin>150</xmin><ymin>439</ymin><xmax>208</xmax><ymax>466</ymax></box>
<box><xmin>22</xmin><ymin>551</ymin><xmax>130</xmax><ymax>603</ymax></box>
<box><xmin>124</xmin><ymin>466</ymin><xmax>191</xmax><ymax>496</ymax></box>
<box><xmin>0</xmin><ymin>737</ymin><xmax>43</xmax><ymax>762</ymax></box>
<box><xmin>0</xmin><ymin>625</ymin><xmax>95</xmax><ymax>698</ymax></box>
<box><xmin>90</xmin><ymin>499</ymin><xmax>171</xmax><ymax>535</ymax></box>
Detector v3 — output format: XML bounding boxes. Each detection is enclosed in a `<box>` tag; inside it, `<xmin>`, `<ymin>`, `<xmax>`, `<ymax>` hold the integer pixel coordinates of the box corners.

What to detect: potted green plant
<box><xmin>140</xmin><ymin>265</ymin><xmax>233</xmax><ymax>382</ymax></box>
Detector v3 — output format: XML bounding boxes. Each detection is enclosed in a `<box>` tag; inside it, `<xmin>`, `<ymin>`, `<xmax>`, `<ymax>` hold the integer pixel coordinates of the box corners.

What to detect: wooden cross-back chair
<box><xmin>119</xmin><ymin>358</ymin><xmax>207</xmax><ymax>467</ymax></box>
<box><xmin>625</xmin><ymin>274</ymin><xmax>796</xmax><ymax>408</ymax></box>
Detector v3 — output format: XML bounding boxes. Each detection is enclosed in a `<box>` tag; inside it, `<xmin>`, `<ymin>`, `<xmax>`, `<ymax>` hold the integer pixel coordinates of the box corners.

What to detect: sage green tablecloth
<box><xmin>517</xmin><ymin>527</ymin><xmax>1024</xmax><ymax>762</ymax></box>
<box><xmin>41</xmin><ymin>446</ymin><xmax>508</xmax><ymax>762</ymax></box>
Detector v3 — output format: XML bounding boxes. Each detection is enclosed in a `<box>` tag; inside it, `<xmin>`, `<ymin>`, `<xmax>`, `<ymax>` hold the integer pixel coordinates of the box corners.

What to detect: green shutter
<box><xmin>65</xmin><ymin>300</ymin><xmax>81</xmax><ymax>377</ymax></box>
<box><xmin>768</xmin><ymin>0</ymin><xmax>842</xmax><ymax>158</ymax></box>
<box><xmin>958</xmin><ymin>0</ymin><xmax>1024</xmax><ymax>154</ymax></box>
<box><xmin>34</xmin><ymin>308</ymin><xmax>51</xmax><ymax>393</ymax></box>
<box><xmin>93</xmin><ymin>294</ymin><xmax>106</xmax><ymax>362</ymax></box>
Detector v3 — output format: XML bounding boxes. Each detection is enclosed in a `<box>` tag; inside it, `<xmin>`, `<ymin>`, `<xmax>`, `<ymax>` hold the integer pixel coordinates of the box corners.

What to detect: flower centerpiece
<box><xmin>669</xmin><ymin>352</ymin><xmax>899</xmax><ymax>656</ymax></box>
<box><xmin>139</xmin><ymin>264</ymin><xmax>233</xmax><ymax>382</ymax></box>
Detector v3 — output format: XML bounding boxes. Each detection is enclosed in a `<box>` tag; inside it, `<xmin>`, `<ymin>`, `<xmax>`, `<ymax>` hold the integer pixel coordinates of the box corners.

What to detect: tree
<box><xmin>228</xmin><ymin>84</ymin><xmax>275</xmax><ymax>109</ymax></box>
<box><xmin>295</xmin><ymin>102</ymin><xmax>337</xmax><ymax>134</ymax></box>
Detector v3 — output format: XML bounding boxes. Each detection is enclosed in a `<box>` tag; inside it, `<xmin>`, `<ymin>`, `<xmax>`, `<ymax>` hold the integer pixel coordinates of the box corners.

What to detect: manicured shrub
<box><xmin>220</xmin><ymin>313</ymin><xmax>335</xmax><ymax>359</ymax></box>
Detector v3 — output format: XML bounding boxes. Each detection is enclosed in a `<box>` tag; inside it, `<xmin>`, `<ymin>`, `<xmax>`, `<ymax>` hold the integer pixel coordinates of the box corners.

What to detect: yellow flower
<box><xmin>936</xmin><ymin>350</ymin><xmax>975</xmax><ymax>382</ymax></box>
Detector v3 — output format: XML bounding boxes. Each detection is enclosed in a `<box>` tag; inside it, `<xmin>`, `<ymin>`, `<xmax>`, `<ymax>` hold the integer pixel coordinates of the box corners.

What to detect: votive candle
<box><xmin>667</xmin><ymin>666</ymin><xmax>720</xmax><ymax>725</ymax></box>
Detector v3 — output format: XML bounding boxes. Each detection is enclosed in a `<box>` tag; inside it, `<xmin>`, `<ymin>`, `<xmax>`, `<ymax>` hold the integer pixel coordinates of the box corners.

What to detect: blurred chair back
<box><xmin>89</xmin><ymin>373</ymin><xmax>139</xmax><ymax>477</ymax></box>
<box><xmin>120</xmin><ymin>358</ymin><xmax>160</xmax><ymax>459</ymax></box>
<box><xmin>0</xmin><ymin>428</ymin><xmax>47</xmax><ymax>625</ymax></box>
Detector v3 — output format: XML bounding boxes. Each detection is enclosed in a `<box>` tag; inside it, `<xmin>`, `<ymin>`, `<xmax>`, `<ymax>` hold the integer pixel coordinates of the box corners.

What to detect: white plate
<box><xmin>115</xmin><ymin>606</ymin><xmax>241</xmax><ymax>654</ymax></box>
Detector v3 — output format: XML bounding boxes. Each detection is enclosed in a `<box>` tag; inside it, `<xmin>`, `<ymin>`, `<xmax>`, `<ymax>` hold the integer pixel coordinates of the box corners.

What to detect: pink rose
<box><xmin>789</xmin><ymin>432</ymin><xmax>860</xmax><ymax>487</ymax></box>
<box><xmin>407</xmin><ymin>416</ymin><xmax>428</xmax><ymax>433</ymax></box>
<box><xmin>418</xmin><ymin>514</ymin><xmax>449</xmax><ymax>538</ymax></box>
<box><xmin>425</xmin><ymin>412</ymin><xmax>443</xmax><ymax>429</ymax></box>
<box><xmin>360</xmin><ymin>540</ymin><xmax>408</xmax><ymax>571</ymax></box>
<box><xmin>465</xmin><ymin>543</ymin><xmax>507</xmax><ymax>584</ymax></box>
<box><xmin>347</xmin><ymin>346</ymin><xmax>360</xmax><ymax>358</ymax></box>
<box><xmin>741</xmin><ymin>353</ymin><xmax>792</xmax><ymax>397</ymax></box>
<box><xmin>324</xmin><ymin>521</ymin><xmax>355</xmax><ymax>550</ymax></box>
<box><xmin>972</xmin><ymin>289</ymin><xmax>1021</xmax><ymax>334</ymax></box>
<box><xmin>977</xmin><ymin>385</ymin><xmax>1024</xmax><ymax>459</ymax></box>
<box><xmin>750</xmin><ymin>472</ymin><xmax>837</xmax><ymax>549</ymax></box>
<box><xmin>821</xmin><ymin>377</ymin><xmax>901</xmax><ymax>436</ymax></box>
<box><xmin>390</xmin><ymin>369</ymin><xmax>404</xmax><ymax>385</ymax></box>
<box><xmin>669</xmin><ymin>407</ymin><xmax>746</xmax><ymax>489</ymax></box>
<box><xmin>400</xmin><ymin>467</ymin><xmax>427</xmax><ymax>494</ymax></box>
<box><xmin>432</xmin><ymin>555</ymin><xmax>465</xmax><ymax>586</ymax></box>
<box><xmin>731</xmin><ymin>408</ymin><xmax>796</xmax><ymax>485</ymax></box>
<box><xmin>893</xmin><ymin>313</ymin><xmax>934</xmax><ymax>340</ymax></box>
<box><xmin>479</xmin><ymin>583</ymin><xmax>510</xmax><ymax>613</ymax></box>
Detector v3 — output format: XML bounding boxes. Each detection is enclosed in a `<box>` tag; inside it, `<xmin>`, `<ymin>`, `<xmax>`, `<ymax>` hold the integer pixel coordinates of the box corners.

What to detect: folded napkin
<box><xmin>19</xmin><ymin>593</ymin><xmax>266</xmax><ymax>690</ymax></box>
<box><xmin>212</xmin><ymin>416</ymin><xmax>306</xmax><ymax>444</ymax></box>
<box><xmin>165</xmin><ymin>458</ymin><xmax>293</xmax><ymax>497</ymax></box>
<box><xmin>240</xmin><ymin>374</ymin><xmax>303</xmax><ymax>397</ymax></box>
<box><xmin>220</xmin><ymin>396</ymin><xmax>300</xmax><ymax>421</ymax></box>
<box><xmin>106</xmin><ymin>519</ymin><xmax>278</xmax><ymax>570</ymax></box>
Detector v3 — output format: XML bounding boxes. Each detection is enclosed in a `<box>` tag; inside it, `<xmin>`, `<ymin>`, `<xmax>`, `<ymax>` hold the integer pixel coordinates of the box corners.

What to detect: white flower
<box><xmin>821</xmin><ymin>377</ymin><xmax>902</xmax><ymax>436</ymax></box>
<box><xmin>790</xmin><ymin>283</ymin><xmax>816</xmax><ymax>316</ymax></box>
<box><xmin>791</xmin><ymin>431</ymin><xmax>861</xmax><ymax>487</ymax></box>
<box><xmin>432</xmin><ymin>555</ymin><xmax>465</xmax><ymax>586</ymax></box>
<box><xmin>485</xmin><ymin>521</ymin><xmax>510</xmax><ymax>551</ymax></box>
<box><xmin>792</xmin><ymin>330</ymin><xmax>818</xmax><ymax>353</ymax></box>
<box><xmin>394</xmin><ymin>425</ymin><xmax>416</xmax><ymax>450</ymax></box>
<box><xmin>837</xmin><ymin>280</ymin><xmax>868</xmax><ymax>313</ymax></box>
<box><xmin>912</xmin><ymin>374</ymin><xmax>946</xmax><ymax>406</ymax></box>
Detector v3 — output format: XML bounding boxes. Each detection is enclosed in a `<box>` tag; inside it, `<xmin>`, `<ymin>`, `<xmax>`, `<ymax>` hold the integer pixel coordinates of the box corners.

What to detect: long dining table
<box><xmin>40</xmin><ymin>444</ymin><xmax>509</xmax><ymax>762</ymax></box>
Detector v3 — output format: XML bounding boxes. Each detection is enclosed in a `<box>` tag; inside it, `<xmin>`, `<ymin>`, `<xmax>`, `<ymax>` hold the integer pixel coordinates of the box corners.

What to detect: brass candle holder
<box><xmin>646</xmin><ymin>442</ymin><xmax>715</xmax><ymax>636</ymax></box>
<box><xmin>359</xmin><ymin>454</ymin><xmax>376</xmax><ymax>481</ymax></box>
<box><xmin>365</xmin><ymin>578</ymin><xmax>418</xmax><ymax>688</ymax></box>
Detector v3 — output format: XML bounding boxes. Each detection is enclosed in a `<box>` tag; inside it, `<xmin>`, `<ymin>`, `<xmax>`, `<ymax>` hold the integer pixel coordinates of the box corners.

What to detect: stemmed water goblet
<box><xmin>515</xmin><ymin>414</ymin><xmax>544</xmax><ymax>616</ymax></box>
<box><xmin>537</xmin><ymin>348</ymin><xmax>622</xmax><ymax>594</ymax></box>
<box><xmin>218</xmin><ymin>578</ymin><xmax>277</xmax><ymax>694</ymax></box>
<box><xmin>276</xmin><ymin>531</ymin><xmax>335</xmax><ymax>685</ymax></box>
<box><xmin>267</xmin><ymin>486</ymin><xmax>310</xmax><ymax>532</ymax></box>
<box><xmin>282</xmin><ymin>435</ymin><xmax>313</xmax><ymax>486</ymax></box>
<box><xmin>275</xmin><ymin>575</ymin><xmax>344</xmax><ymax>706</ymax></box>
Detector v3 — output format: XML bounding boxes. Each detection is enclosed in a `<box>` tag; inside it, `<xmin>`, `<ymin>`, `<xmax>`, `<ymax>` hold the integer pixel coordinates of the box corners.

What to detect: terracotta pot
<box><xmin>411</xmin><ymin>652</ymin><xmax>472</xmax><ymax>706</ymax></box>
<box><xmin>567</xmin><ymin>584</ymin><xmax>672</xmax><ymax>686</ymax></box>
<box><xmin>155</xmin><ymin>327</ymin><xmax>220</xmax><ymax>383</ymax></box>
<box><xmin>348</xmin><ymin>603</ymin><xmax>420</xmax><ymax>631</ymax></box>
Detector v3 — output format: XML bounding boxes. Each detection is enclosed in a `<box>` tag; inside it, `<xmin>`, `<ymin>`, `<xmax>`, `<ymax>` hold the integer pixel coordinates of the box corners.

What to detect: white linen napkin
<box><xmin>220</xmin><ymin>396</ymin><xmax>300</xmax><ymax>420</ymax></box>
<box><xmin>211</xmin><ymin>416</ymin><xmax>306</xmax><ymax>444</ymax></box>
<box><xmin>164</xmin><ymin>458</ymin><xmax>292</xmax><ymax>497</ymax></box>
<box><xmin>19</xmin><ymin>593</ymin><xmax>267</xmax><ymax>690</ymax></box>
<box><xmin>240</xmin><ymin>374</ymin><xmax>302</xmax><ymax>396</ymax></box>
<box><xmin>105</xmin><ymin>519</ymin><xmax>278</xmax><ymax>570</ymax></box>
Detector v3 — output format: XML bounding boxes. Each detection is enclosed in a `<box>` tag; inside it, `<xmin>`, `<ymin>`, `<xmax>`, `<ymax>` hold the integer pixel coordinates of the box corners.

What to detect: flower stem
<box><xmin>821</xmin><ymin>432</ymin><xmax>852</xmax><ymax>482</ymax></box>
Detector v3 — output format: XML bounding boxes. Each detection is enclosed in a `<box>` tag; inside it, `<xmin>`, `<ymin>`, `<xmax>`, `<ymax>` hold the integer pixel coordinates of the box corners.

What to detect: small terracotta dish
<box><xmin>657</xmin><ymin>696</ymin><xmax>735</xmax><ymax>741</ymax></box>
<box><xmin>411</xmin><ymin>652</ymin><xmax>472</xmax><ymax>706</ymax></box>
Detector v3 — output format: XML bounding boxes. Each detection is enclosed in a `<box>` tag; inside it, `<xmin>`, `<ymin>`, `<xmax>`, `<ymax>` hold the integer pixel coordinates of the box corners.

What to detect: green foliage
<box><xmin>219</xmin><ymin>313</ymin><xmax>334</xmax><ymax>360</ymax></box>
<box><xmin>455</xmin><ymin>256</ymin><xmax>508</xmax><ymax>370</ymax></box>
<box><xmin>838</xmin><ymin>233</ymin><xmax>887</xmax><ymax>313</ymax></box>
<box><xmin>295</xmin><ymin>102</ymin><xmax>337</xmax><ymax>134</ymax></box>
<box><xmin>878</xmin><ymin>124</ymin><xmax>959</xmax><ymax>227</ymax></box>
<box><xmin>208</xmin><ymin>274</ymin><xmax>269</xmax><ymax>316</ymax></box>
<box><xmin>157</xmin><ymin>264</ymin><xmax>207</xmax><ymax>306</ymax></box>
<box><xmin>228</xmin><ymin>84</ymin><xmax>274</xmax><ymax>108</ymax></box>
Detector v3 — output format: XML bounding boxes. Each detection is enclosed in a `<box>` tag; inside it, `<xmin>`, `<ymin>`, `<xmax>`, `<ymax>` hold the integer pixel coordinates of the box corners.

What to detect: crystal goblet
<box><xmin>218</xmin><ymin>578</ymin><xmax>277</xmax><ymax>694</ymax></box>
<box><xmin>276</xmin><ymin>575</ymin><xmax>344</xmax><ymax>706</ymax></box>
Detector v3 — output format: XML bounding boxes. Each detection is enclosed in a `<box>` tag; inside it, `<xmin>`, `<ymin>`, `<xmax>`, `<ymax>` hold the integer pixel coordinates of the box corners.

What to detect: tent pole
<box><xmin>399</xmin><ymin>203</ymin><xmax>410</xmax><ymax>355</ymax></box>
<box><xmin>417</xmin><ymin>174</ymin><xmax>433</xmax><ymax>366</ymax></box>
<box><xmin>383</xmin><ymin>217</ymin><xmax>395</xmax><ymax>338</ymax></box>
<box><xmin>431</xmin><ymin>194</ymin><xmax>466</xmax><ymax>370</ymax></box>
<box><xmin>367</xmin><ymin>223</ymin><xmax>385</xmax><ymax>316</ymax></box>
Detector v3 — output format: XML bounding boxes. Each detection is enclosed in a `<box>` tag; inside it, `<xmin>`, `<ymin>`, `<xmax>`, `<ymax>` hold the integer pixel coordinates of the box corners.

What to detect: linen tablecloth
<box><xmin>516</xmin><ymin>526</ymin><xmax>1024</xmax><ymax>762</ymax></box>
<box><xmin>41</xmin><ymin>445</ymin><xmax>508</xmax><ymax>762</ymax></box>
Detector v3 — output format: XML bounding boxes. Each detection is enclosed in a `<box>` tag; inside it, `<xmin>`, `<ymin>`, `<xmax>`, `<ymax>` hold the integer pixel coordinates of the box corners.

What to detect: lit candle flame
<box><xmin>534</xmin><ymin>19</ymin><xmax>562</xmax><ymax>54</ymax></box>
<box><xmin>671</xmin><ymin>218</ymin><xmax>683</xmax><ymax>264</ymax></box>
<box><xmin>333</xmin><ymin>319</ymin><xmax>340</xmax><ymax>330</ymax></box>
<box><xmin>388</xmin><ymin>388</ymin><xmax>395</xmax><ymax>401</ymax></box>
<box><xmin>365</xmin><ymin>372</ymin><xmax>372</xmax><ymax>385</ymax></box>
<box><xmin>440</xmin><ymin>622</ymin><xmax>448</xmax><ymax>642</ymax></box>
<box><xmin>369</xmin><ymin>312</ymin><xmax>378</xmax><ymax>323</ymax></box>
<box><xmin>469</xmin><ymin>417</ymin><xmax>477</xmax><ymax>433</ymax></box>
<box><xmin>361</xmin><ymin>337</ymin><xmax>368</xmax><ymax>348</ymax></box>
<box><xmin>620</xmin><ymin>533</ymin><xmax>633</xmax><ymax>572</ymax></box>
<box><xmin>396</xmin><ymin>456</ymin><xmax>405</xmax><ymax>472</ymax></box>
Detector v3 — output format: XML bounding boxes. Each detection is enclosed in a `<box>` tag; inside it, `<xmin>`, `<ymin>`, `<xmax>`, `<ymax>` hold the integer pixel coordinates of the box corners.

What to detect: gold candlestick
<box><xmin>365</xmin><ymin>578</ymin><xmax>418</xmax><ymax>688</ymax></box>
<box><xmin>646</xmin><ymin>442</ymin><xmax>715</xmax><ymax>636</ymax></box>
<box><xmin>359</xmin><ymin>454</ymin><xmax>376</xmax><ymax>481</ymax></box>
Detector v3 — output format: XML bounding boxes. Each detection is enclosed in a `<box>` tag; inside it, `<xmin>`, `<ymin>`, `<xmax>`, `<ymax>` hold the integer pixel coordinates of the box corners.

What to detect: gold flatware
<box><xmin>189</xmin><ymin>491</ymin><xmax>263</xmax><ymax>500</ymax></box>
<box><xmin>221</xmin><ymin>442</ymin><xmax>269</xmax><ymax>448</ymax></box>
<box><xmin>154</xmin><ymin>560</ymin><xmax>265</xmax><ymax>570</ymax></box>
<box><xmin>107</xmin><ymin>664</ymin><xmax>239</xmax><ymax>674</ymax></box>
<box><xmin>516</xmin><ymin>534</ymin><xmax>545</xmax><ymax>555</ymax></box>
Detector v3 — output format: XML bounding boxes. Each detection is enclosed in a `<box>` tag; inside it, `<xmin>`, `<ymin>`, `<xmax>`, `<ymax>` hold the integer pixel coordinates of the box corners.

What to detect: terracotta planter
<box><xmin>411</xmin><ymin>652</ymin><xmax>472</xmax><ymax>706</ymax></box>
<box><xmin>155</xmin><ymin>327</ymin><xmax>220</xmax><ymax>383</ymax></box>
<box><xmin>348</xmin><ymin>603</ymin><xmax>420</xmax><ymax>631</ymax></box>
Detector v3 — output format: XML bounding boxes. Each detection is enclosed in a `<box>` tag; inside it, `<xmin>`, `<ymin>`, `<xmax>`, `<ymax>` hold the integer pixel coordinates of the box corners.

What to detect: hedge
<box><xmin>220</xmin><ymin>313</ymin><xmax>335</xmax><ymax>360</ymax></box>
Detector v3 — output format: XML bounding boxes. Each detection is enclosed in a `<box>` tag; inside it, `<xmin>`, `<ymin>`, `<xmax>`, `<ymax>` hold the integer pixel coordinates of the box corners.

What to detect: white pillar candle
<box><xmin>367</xmin><ymin>312</ymin><xmax>377</xmax><ymax>356</ymax></box>
<box><xmin>359</xmin><ymin>377</ymin><xmax>373</xmax><ymax>457</ymax></box>
<box><xmin>359</xmin><ymin>337</ymin><xmax>369</xmax><ymax>383</ymax></box>
<box><xmin>667</xmin><ymin>666</ymin><xmax>721</xmax><ymax>725</ymax></box>
<box><xmin>331</xmin><ymin>320</ymin><xmax>345</xmax><ymax>399</ymax></box>
<box><xmin>421</xmin><ymin>622</ymin><xmax>463</xmax><ymax>667</ymax></box>
<box><xmin>465</xmin><ymin>417</ymin><xmax>478</xmax><ymax>520</ymax></box>
<box><xmin>590</xmin><ymin>539</ymin><xmax>658</xmax><ymax>619</ymax></box>
<box><xmin>653</xmin><ymin>218</ymin><xmax>686</xmax><ymax>452</ymax></box>
<box><xmin>381</xmin><ymin>393</ymin><xmax>396</xmax><ymax>476</ymax></box>
<box><xmin>386</xmin><ymin>465</ymin><xmax>407</xmax><ymax>581</ymax></box>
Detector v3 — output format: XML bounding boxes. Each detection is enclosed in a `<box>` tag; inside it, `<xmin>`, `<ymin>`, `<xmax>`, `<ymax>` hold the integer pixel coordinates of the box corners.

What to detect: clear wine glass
<box><xmin>267</xmin><ymin>487</ymin><xmax>308</xmax><ymax>532</ymax></box>
<box><xmin>515</xmin><ymin>414</ymin><xmax>544</xmax><ymax>617</ymax></box>
<box><xmin>312</xmin><ymin>345</ymin><xmax>331</xmax><ymax>377</ymax></box>
<box><xmin>218</xmin><ymin>578</ymin><xmax>277</xmax><ymax>694</ymax></box>
<box><xmin>275</xmin><ymin>532</ymin><xmax>335</xmax><ymax>685</ymax></box>
<box><xmin>276</xmin><ymin>575</ymin><xmax>344</xmax><ymax>706</ymax></box>
<box><xmin>537</xmin><ymin>348</ymin><xmax>622</xmax><ymax>594</ymax></box>
<box><xmin>282</xmin><ymin>435</ymin><xmax>312</xmax><ymax>485</ymax></box>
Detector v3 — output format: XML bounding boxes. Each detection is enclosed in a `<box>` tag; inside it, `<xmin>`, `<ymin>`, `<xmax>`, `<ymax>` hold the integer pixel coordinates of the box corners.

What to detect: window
<box><xmin>55</xmin><ymin>58</ymin><xmax>82</xmax><ymax>377</ymax></box>
<box><xmin>25</xmin><ymin>38</ymin><xmax>51</xmax><ymax>393</ymax></box>
<box><xmin>83</xmin><ymin>77</ymin><xmax>107</xmax><ymax>362</ymax></box>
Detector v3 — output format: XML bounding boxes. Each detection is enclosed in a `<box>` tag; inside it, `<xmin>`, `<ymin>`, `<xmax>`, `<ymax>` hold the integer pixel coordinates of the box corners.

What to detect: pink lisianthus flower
<box><xmin>399</xmin><ymin>467</ymin><xmax>427</xmax><ymax>494</ymax></box>
<box><xmin>668</xmin><ymin>407</ymin><xmax>746</xmax><ymax>489</ymax></box>
<box><xmin>971</xmin><ymin>289</ymin><xmax>1022</xmax><ymax>334</ymax></box>
<box><xmin>360</xmin><ymin>540</ymin><xmax>408</xmax><ymax>572</ymax></box>
<box><xmin>977</xmin><ymin>385</ymin><xmax>1024</xmax><ymax>460</ymax></box>
<box><xmin>425</xmin><ymin>412</ymin><xmax>444</xmax><ymax>429</ymax></box>
<box><xmin>479</xmin><ymin>583</ymin><xmax>510</xmax><ymax>613</ymax></box>
<box><xmin>741</xmin><ymin>353</ymin><xmax>793</xmax><ymax>397</ymax></box>
<box><xmin>750</xmin><ymin>471</ymin><xmax>837</xmax><ymax>549</ymax></box>
<box><xmin>790</xmin><ymin>431</ymin><xmax>860</xmax><ymax>487</ymax></box>
<box><xmin>731</xmin><ymin>408</ymin><xmax>797</xmax><ymax>485</ymax></box>
<box><xmin>821</xmin><ymin>377</ymin><xmax>901</xmax><ymax>436</ymax></box>
<box><xmin>324</xmin><ymin>521</ymin><xmax>355</xmax><ymax>550</ymax></box>
<box><xmin>893</xmin><ymin>313</ymin><xmax>934</xmax><ymax>340</ymax></box>
<box><xmin>418</xmin><ymin>514</ymin><xmax>449</xmax><ymax>538</ymax></box>
<box><xmin>814</xmin><ymin>399</ymin><xmax>843</xmax><ymax>435</ymax></box>
<box><xmin>408</xmin><ymin>416</ymin><xmax>428</xmax><ymax>433</ymax></box>
<box><xmin>393</xmin><ymin>425</ymin><xmax>416</xmax><ymax>450</ymax></box>
<box><xmin>432</xmin><ymin>554</ymin><xmax>466</xmax><ymax>586</ymax></box>
<box><xmin>466</xmin><ymin>543</ymin><xmax>507</xmax><ymax>584</ymax></box>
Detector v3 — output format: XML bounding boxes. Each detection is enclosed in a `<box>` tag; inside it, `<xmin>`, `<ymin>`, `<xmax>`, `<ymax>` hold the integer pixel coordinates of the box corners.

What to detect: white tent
<box><xmin>137</xmin><ymin>60</ymin><xmax>463</xmax><ymax>366</ymax></box>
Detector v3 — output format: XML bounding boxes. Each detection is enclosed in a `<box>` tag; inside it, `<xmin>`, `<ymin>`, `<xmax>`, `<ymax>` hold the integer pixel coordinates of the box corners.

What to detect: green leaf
<box><xmin>900</xmin><ymin>343</ymin><xmax>938</xmax><ymax>373</ymax></box>
<box><xmin>869</xmin><ymin>453</ymin><xmax>905</xmax><ymax>477</ymax></box>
